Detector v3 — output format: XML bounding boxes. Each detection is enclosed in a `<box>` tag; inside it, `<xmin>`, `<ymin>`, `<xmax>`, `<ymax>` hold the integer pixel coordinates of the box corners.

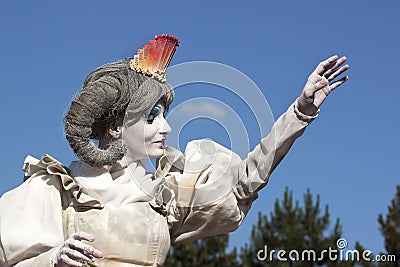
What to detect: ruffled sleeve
<box><xmin>158</xmin><ymin>101</ymin><xmax>317</xmax><ymax>243</ymax></box>
<box><xmin>0</xmin><ymin>154</ymin><xmax>99</xmax><ymax>266</ymax></box>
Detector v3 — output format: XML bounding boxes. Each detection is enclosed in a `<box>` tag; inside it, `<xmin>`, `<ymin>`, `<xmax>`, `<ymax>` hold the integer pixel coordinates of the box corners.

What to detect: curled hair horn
<box><xmin>64</xmin><ymin>67</ymin><xmax>128</xmax><ymax>167</ymax></box>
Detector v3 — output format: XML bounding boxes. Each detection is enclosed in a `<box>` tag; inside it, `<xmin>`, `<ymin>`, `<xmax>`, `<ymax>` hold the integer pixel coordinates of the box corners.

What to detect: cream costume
<box><xmin>0</xmin><ymin>102</ymin><xmax>317</xmax><ymax>266</ymax></box>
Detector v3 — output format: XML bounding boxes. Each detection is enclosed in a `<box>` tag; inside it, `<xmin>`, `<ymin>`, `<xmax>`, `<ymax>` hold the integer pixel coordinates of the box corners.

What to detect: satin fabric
<box><xmin>0</xmin><ymin>101</ymin><xmax>316</xmax><ymax>266</ymax></box>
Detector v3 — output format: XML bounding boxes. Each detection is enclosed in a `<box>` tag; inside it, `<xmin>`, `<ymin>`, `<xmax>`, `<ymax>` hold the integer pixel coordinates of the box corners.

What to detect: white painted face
<box><xmin>122</xmin><ymin>103</ymin><xmax>171</xmax><ymax>162</ymax></box>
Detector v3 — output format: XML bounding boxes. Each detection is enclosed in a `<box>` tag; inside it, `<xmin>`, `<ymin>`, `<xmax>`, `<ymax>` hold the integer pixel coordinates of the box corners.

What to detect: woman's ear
<box><xmin>108</xmin><ymin>120</ymin><xmax>123</xmax><ymax>140</ymax></box>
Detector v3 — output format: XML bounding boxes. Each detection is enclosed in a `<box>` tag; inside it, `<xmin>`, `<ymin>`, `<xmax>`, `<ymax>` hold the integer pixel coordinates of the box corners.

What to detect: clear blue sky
<box><xmin>1</xmin><ymin>0</ymin><xmax>399</xmax><ymax>256</ymax></box>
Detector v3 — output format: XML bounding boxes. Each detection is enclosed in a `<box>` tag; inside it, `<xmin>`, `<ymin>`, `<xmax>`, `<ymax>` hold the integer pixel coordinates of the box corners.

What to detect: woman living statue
<box><xmin>0</xmin><ymin>34</ymin><xmax>349</xmax><ymax>266</ymax></box>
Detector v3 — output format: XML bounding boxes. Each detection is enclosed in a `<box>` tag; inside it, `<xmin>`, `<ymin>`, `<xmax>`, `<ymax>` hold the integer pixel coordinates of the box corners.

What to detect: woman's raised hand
<box><xmin>54</xmin><ymin>232</ymin><xmax>103</xmax><ymax>267</ymax></box>
<box><xmin>297</xmin><ymin>55</ymin><xmax>349</xmax><ymax>116</ymax></box>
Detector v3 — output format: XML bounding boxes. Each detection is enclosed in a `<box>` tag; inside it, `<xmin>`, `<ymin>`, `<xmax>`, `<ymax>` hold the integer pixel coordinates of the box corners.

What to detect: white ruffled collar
<box><xmin>68</xmin><ymin>160</ymin><xmax>164</xmax><ymax>207</ymax></box>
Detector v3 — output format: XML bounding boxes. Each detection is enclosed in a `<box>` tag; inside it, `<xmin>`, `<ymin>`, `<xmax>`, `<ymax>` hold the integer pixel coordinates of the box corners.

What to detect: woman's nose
<box><xmin>159</xmin><ymin>118</ymin><xmax>171</xmax><ymax>135</ymax></box>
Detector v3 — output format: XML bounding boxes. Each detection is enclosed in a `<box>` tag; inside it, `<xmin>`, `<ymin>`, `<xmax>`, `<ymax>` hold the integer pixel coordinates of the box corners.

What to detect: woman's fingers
<box><xmin>58</xmin><ymin>253</ymin><xmax>85</xmax><ymax>267</ymax></box>
<box><xmin>308</xmin><ymin>73</ymin><xmax>349</xmax><ymax>102</ymax></box>
<box><xmin>68</xmin><ymin>232</ymin><xmax>103</xmax><ymax>258</ymax></box>
<box><xmin>308</xmin><ymin>55</ymin><xmax>349</xmax><ymax>94</ymax></box>
<box><xmin>62</xmin><ymin>247</ymin><xmax>94</xmax><ymax>265</ymax></box>
<box><xmin>329</xmin><ymin>75</ymin><xmax>349</xmax><ymax>91</ymax></box>
<box><xmin>56</xmin><ymin>232</ymin><xmax>103</xmax><ymax>267</ymax></box>
<box><xmin>298</xmin><ymin>55</ymin><xmax>350</xmax><ymax>113</ymax></box>
<box><xmin>315</xmin><ymin>55</ymin><xmax>339</xmax><ymax>76</ymax></box>
<box><xmin>323</xmin><ymin>56</ymin><xmax>348</xmax><ymax>79</ymax></box>
<box><xmin>325</xmin><ymin>64</ymin><xmax>349</xmax><ymax>81</ymax></box>
<box><xmin>70</xmin><ymin>232</ymin><xmax>94</xmax><ymax>242</ymax></box>
<box><xmin>65</xmin><ymin>239</ymin><xmax>102</xmax><ymax>259</ymax></box>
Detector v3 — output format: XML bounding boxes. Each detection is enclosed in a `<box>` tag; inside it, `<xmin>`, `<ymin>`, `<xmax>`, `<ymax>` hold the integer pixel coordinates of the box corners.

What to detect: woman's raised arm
<box><xmin>166</xmin><ymin>55</ymin><xmax>350</xmax><ymax>243</ymax></box>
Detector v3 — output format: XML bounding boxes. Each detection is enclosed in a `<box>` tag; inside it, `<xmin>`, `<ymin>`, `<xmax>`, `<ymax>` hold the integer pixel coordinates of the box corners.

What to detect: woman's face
<box><xmin>122</xmin><ymin>103</ymin><xmax>171</xmax><ymax>162</ymax></box>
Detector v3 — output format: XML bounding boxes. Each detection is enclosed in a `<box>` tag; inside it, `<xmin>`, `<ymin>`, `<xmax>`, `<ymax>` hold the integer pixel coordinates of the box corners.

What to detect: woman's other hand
<box><xmin>298</xmin><ymin>55</ymin><xmax>349</xmax><ymax>116</ymax></box>
<box><xmin>54</xmin><ymin>232</ymin><xmax>103</xmax><ymax>267</ymax></box>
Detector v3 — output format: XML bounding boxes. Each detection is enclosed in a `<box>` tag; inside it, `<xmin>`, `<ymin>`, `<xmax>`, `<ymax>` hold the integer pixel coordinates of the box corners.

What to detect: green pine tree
<box><xmin>240</xmin><ymin>187</ymin><xmax>347</xmax><ymax>267</ymax></box>
<box><xmin>377</xmin><ymin>185</ymin><xmax>400</xmax><ymax>266</ymax></box>
<box><xmin>164</xmin><ymin>234</ymin><xmax>239</xmax><ymax>267</ymax></box>
<box><xmin>353</xmin><ymin>242</ymin><xmax>378</xmax><ymax>267</ymax></box>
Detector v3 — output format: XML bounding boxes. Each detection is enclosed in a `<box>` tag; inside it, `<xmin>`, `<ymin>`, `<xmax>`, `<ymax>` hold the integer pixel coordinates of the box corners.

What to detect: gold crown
<box><xmin>130</xmin><ymin>34</ymin><xmax>179</xmax><ymax>82</ymax></box>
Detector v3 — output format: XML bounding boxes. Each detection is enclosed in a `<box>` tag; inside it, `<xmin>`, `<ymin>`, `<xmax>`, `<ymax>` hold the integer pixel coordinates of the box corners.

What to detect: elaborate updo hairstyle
<box><xmin>64</xmin><ymin>59</ymin><xmax>174</xmax><ymax>167</ymax></box>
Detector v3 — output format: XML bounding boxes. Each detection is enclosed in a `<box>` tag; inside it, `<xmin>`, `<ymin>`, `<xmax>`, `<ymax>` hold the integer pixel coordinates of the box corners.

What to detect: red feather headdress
<box><xmin>130</xmin><ymin>34</ymin><xmax>179</xmax><ymax>82</ymax></box>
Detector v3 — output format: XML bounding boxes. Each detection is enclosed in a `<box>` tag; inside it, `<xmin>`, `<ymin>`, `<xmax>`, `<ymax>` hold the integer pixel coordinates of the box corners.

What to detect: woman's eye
<box><xmin>147</xmin><ymin>106</ymin><xmax>161</xmax><ymax>123</ymax></box>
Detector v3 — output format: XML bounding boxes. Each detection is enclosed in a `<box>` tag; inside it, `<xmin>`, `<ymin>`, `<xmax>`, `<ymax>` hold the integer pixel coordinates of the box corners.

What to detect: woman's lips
<box><xmin>153</xmin><ymin>138</ymin><xmax>165</xmax><ymax>147</ymax></box>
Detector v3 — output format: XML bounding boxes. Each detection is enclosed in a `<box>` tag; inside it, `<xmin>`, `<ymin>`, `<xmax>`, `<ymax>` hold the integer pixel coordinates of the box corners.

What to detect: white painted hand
<box><xmin>298</xmin><ymin>55</ymin><xmax>349</xmax><ymax>115</ymax></box>
<box><xmin>54</xmin><ymin>232</ymin><xmax>103</xmax><ymax>267</ymax></box>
